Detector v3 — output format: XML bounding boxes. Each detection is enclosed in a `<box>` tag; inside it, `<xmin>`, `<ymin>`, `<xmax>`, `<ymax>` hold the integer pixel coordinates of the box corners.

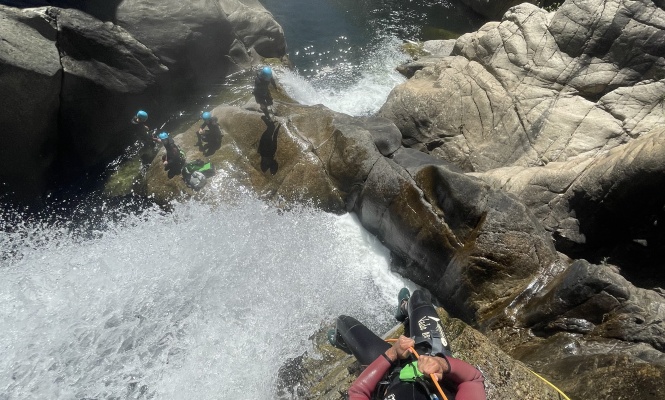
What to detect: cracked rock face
<box><xmin>376</xmin><ymin>1</ymin><xmax>665</xmax><ymax>398</ymax></box>
<box><xmin>380</xmin><ymin>1</ymin><xmax>665</xmax><ymax>255</ymax></box>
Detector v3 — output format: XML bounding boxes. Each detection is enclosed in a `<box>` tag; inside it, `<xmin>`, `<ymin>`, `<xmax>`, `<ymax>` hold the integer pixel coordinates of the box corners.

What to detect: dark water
<box><xmin>261</xmin><ymin>0</ymin><xmax>485</xmax><ymax>79</ymax></box>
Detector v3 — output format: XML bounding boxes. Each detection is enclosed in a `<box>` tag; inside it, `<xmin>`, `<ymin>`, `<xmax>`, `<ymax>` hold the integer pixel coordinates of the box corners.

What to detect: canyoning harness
<box><xmin>372</xmin><ymin>358</ymin><xmax>451</xmax><ymax>400</ymax></box>
<box><xmin>162</xmin><ymin>137</ymin><xmax>185</xmax><ymax>163</ymax></box>
<box><xmin>413</xmin><ymin>332</ymin><xmax>451</xmax><ymax>358</ymax></box>
<box><xmin>377</xmin><ymin>339</ymin><xmax>451</xmax><ymax>400</ymax></box>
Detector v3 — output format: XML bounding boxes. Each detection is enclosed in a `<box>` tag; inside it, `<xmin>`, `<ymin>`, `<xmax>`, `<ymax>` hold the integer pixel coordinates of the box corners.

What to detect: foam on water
<box><xmin>0</xmin><ymin>185</ymin><xmax>413</xmax><ymax>399</ymax></box>
<box><xmin>277</xmin><ymin>36</ymin><xmax>409</xmax><ymax>116</ymax></box>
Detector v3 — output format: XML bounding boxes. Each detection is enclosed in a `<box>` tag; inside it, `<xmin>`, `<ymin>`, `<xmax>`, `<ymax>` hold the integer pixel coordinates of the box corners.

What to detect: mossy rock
<box><xmin>422</xmin><ymin>26</ymin><xmax>463</xmax><ymax>41</ymax></box>
<box><xmin>401</xmin><ymin>41</ymin><xmax>429</xmax><ymax>59</ymax></box>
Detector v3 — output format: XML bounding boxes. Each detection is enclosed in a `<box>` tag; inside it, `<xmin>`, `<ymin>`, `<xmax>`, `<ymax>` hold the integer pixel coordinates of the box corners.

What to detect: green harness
<box><xmin>373</xmin><ymin>360</ymin><xmax>440</xmax><ymax>400</ymax></box>
<box><xmin>399</xmin><ymin>361</ymin><xmax>425</xmax><ymax>382</ymax></box>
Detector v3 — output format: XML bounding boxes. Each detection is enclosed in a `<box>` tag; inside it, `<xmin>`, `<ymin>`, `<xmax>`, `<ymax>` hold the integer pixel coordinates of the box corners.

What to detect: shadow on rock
<box><xmin>197</xmin><ymin>136</ymin><xmax>222</xmax><ymax>157</ymax></box>
<box><xmin>259</xmin><ymin>115</ymin><xmax>280</xmax><ymax>175</ymax></box>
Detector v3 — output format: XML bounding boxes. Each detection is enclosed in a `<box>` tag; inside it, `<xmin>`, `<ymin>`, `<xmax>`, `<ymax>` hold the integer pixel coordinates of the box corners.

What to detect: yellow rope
<box><xmin>384</xmin><ymin>339</ymin><xmax>572</xmax><ymax>400</ymax></box>
<box><xmin>528</xmin><ymin>369</ymin><xmax>571</xmax><ymax>400</ymax></box>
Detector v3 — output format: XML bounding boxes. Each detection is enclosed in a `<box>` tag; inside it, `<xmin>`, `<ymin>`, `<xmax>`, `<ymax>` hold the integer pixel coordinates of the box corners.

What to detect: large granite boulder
<box><xmin>53</xmin><ymin>8</ymin><xmax>170</xmax><ymax>174</ymax></box>
<box><xmin>373</xmin><ymin>1</ymin><xmax>665</xmax><ymax>397</ymax></box>
<box><xmin>115</xmin><ymin>0</ymin><xmax>286</xmax><ymax>88</ymax></box>
<box><xmin>218</xmin><ymin>0</ymin><xmax>286</xmax><ymax>59</ymax></box>
<box><xmin>379</xmin><ymin>0</ymin><xmax>665</xmax><ymax>255</ymax></box>
<box><xmin>115</xmin><ymin>0</ymin><xmax>236</xmax><ymax>89</ymax></box>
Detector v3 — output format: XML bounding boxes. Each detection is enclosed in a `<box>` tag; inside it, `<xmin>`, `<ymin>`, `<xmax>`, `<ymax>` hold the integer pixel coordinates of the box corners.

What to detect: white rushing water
<box><xmin>278</xmin><ymin>36</ymin><xmax>409</xmax><ymax>116</ymax></box>
<box><xmin>0</xmin><ymin>185</ymin><xmax>414</xmax><ymax>399</ymax></box>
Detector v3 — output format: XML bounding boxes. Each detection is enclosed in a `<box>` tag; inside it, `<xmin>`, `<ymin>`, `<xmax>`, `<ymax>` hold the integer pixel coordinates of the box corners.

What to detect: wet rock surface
<box><xmin>140</xmin><ymin>92</ymin><xmax>665</xmax><ymax>397</ymax></box>
<box><xmin>0</xmin><ymin>1</ymin><xmax>285</xmax><ymax>202</ymax></box>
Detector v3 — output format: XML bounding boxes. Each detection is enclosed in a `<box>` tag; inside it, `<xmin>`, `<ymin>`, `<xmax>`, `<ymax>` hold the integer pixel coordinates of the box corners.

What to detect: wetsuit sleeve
<box><xmin>446</xmin><ymin>357</ymin><xmax>486</xmax><ymax>400</ymax></box>
<box><xmin>348</xmin><ymin>355</ymin><xmax>392</xmax><ymax>400</ymax></box>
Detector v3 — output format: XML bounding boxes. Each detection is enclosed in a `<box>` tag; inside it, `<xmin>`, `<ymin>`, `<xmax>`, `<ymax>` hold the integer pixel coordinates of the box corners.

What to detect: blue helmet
<box><xmin>132</xmin><ymin>110</ymin><xmax>148</xmax><ymax>124</ymax></box>
<box><xmin>201</xmin><ymin>111</ymin><xmax>212</xmax><ymax>121</ymax></box>
<box><xmin>158</xmin><ymin>132</ymin><xmax>169</xmax><ymax>140</ymax></box>
<box><xmin>260</xmin><ymin>66</ymin><xmax>273</xmax><ymax>81</ymax></box>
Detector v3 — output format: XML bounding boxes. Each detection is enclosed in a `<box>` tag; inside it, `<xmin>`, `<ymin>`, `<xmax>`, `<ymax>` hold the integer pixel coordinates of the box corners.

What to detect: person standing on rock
<box><xmin>131</xmin><ymin>110</ymin><xmax>161</xmax><ymax>165</ymax></box>
<box><xmin>131</xmin><ymin>110</ymin><xmax>154</xmax><ymax>144</ymax></box>
<box><xmin>329</xmin><ymin>289</ymin><xmax>486</xmax><ymax>400</ymax></box>
<box><xmin>196</xmin><ymin>111</ymin><xmax>223</xmax><ymax>155</ymax></box>
<box><xmin>253</xmin><ymin>66</ymin><xmax>277</xmax><ymax>118</ymax></box>
<box><xmin>155</xmin><ymin>131</ymin><xmax>184</xmax><ymax>171</ymax></box>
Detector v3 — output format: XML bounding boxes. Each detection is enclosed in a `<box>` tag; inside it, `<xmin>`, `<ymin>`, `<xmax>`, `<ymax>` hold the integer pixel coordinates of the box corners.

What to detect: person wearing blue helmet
<box><xmin>132</xmin><ymin>110</ymin><xmax>148</xmax><ymax>125</ymax></box>
<box><xmin>131</xmin><ymin>109</ymin><xmax>164</xmax><ymax>165</ymax></box>
<box><xmin>155</xmin><ymin>131</ymin><xmax>185</xmax><ymax>169</ymax></box>
<box><xmin>196</xmin><ymin>111</ymin><xmax>223</xmax><ymax>155</ymax></box>
<box><xmin>131</xmin><ymin>110</ymin><xmax>154</xmax><ymax>144</ymax></box>
<box><xmin>253</xmin><ymin>66</ymin><xmax>277</xmax><ymax>117</ymax></box>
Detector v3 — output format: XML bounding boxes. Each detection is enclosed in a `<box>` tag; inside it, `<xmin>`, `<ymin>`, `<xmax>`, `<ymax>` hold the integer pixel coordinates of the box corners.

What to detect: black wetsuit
<box><xmin>253</xmin><ymin>74</ymin><xmax>276</xmax><ymax>107</ymax></box>
<box><xmin>162</xmin><ymin>137</ymin><xmax>183</xmax><ymax>166</ymax></box>
<box><xmin>198</xmin><ymin>117</ymin><xmax>222</xmax><ymax>144</ymax></box>
<box><xmin>336</xmin><ymin>290</ymin><xmax>462</xmax><ymax>400</ymax></box>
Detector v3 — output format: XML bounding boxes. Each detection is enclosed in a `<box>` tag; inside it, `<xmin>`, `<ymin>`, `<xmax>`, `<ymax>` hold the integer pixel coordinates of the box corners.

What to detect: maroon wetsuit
<box><xmin>348</xmin><ymin>354</ymin><xmax>486</xmax><ymax>400</ymax></box>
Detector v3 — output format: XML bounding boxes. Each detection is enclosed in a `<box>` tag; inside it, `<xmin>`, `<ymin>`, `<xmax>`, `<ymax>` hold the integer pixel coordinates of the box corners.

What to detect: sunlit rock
<box><xmin>380</xmin><ymin>0</ymin><xmax>665</xmax><ymax>257</ymax></box>
<box><xmin>281</xmin><ymin>308</ymin><xmax>569</xmax><ymax>400</ymax></box>
<box><xmin>144</xmin><ymin>101</ymin><xmax>561</xmax><ymax>329</ymax></box>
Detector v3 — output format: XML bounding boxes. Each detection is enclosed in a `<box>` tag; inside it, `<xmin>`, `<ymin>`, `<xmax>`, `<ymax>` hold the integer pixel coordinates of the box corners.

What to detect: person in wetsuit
<box><xmin>253</xmin><ymin>66</ymin><xmax>277</xmax><ymax>117</ymax></box>
<box><xmin>156</xmin><ymin>131</ymin><xmax>184</xmax><ymax>170</ymax></box>
<box><xmin>131</xmin><ymin>109</ymin><xmax>149</xmax><ymax>130</ymax></box>
<box><xmin>131</xmin><ymin>109</ymin><xmax>161</xmax><ymax>165</ymax></box>
<box><xmin>196</xmin><ymin>111</ymin><xmax>223</xmax><ymax>154</ymax></box>
<box><xmin>329</xmin><ymin>289</ymin><xmax>486</xmax><ymax>400</ymax></box>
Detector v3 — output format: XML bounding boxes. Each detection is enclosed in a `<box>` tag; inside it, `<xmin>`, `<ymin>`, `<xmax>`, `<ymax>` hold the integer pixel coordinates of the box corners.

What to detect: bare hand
<box><xmin>393</xmin><ymin>335</ymin><xmax>415</xmax><ymax>359</ymax></box>
<box><xmin>417</xmin><ymin>355</ymin><xmax>448</xmax><ymax>380</ymax></box>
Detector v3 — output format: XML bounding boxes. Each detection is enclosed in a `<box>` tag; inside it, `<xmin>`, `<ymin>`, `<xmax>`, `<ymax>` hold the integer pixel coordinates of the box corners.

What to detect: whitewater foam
<box><xmin>277</xmin><ymin>36</ymin><xmax>408</xmax><ymax>116</ymax></box>
<box><xmin>0</xmin><ymin>191</ymin><xmax>412</xmax><ymax>399</ymax></box>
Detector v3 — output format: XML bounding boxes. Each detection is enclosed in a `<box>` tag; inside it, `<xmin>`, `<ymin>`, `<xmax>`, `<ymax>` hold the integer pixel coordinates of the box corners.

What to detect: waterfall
<box><xmin>277</xmin><ymin>36</ymin><xmax>409</xmax><ymax>116</ymax></box>
<box><xmin>0</xmin><ymin>187</ymin><xmax>412</xmax><ymax>399</ymax></box>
